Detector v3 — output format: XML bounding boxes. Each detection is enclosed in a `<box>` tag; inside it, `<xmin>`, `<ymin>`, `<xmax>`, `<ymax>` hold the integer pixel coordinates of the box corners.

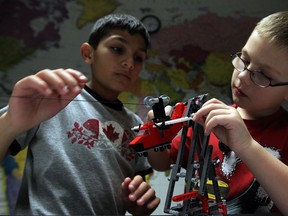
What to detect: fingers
<box><xmin>192</xmin><ymin>98</ymin><xmax>235</xmax><ymax>134</ymax></box>
<box><xmin>126</xmin><ymin>175</ymin><xmax>149</xmax><ymax>203</ymax></box>
<box><xmin>146</xmin><ymin>105</ymin><xmax>173</xmax><ymax>122</ymax></box>
<box><xmin>14</xmin><ymin>69</ymin><xmax>88</xmax><ymax>97</ymax></box>
<box><xmin>205</xmin><ymin>108</ymin><xmax>234</xmax><ymax>135</ymax></box>
<box><xmin>165</xmin><ymin>105</ymin><xmax>173</xmax><ymax>117</ymax></box>
<box><xmin>36</xmin><ymin>68</ymin><xmax>87</xmax><ymax>95</ymax></box>
<box><xmin>146</xmin><ymin>110</ymin><xmax>154</xmax><ymax>122</ymax></box>
<box><xmin>14</xmin><ymin>75</ymin><xmax>54</xmax><ymax>97</ymax></box>
<box><xmin>121</xmin><ymin>177</ymin><xmax>132</xmax><ymax>197</ymax></box>
<box><xmin>123</xmin><ymin>175</ymin><xmax>160</xmax><ymax>208</ymax></box>
<box><xmin>147</xmin><ymin>194</ymin><xmax>160</xmax><ymax>210</ymax></box>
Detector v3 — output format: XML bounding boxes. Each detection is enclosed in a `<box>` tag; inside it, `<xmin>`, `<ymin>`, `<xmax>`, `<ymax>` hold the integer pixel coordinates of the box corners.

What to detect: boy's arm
<box><xmin>193</xmin><ymin>98</ymin><xmax>288</xmax><ymax>215</ymax></box>
<box><xmin>0</xmin><ymin>68</ymin><xmax>87</xmax><ymax>162</ymax></box>
<box><xmin>237</xmin><ymin>139</ymin><xmax>288</xmax><ymax>214</ymax></box>
<box><xmin>147</xmin><ymin>149</ymin><xmax>171</xmax><ymax>171</ymax></box>
<box><xmin>0</xmin><ymin>113</ymin><xmax>16</xmax><ymax>160</ymax></box>
<box><xmin>146</xmin><ymin>106</ymin><xmax>173</xmax><ymax>171</ymax></box>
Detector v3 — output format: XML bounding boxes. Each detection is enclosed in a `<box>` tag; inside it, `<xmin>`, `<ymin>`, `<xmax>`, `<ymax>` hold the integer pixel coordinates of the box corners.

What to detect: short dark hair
<box><xmin>88</xmin><ymin>14</ymin><xmax>150</xmax><ymax>50</ymax></box>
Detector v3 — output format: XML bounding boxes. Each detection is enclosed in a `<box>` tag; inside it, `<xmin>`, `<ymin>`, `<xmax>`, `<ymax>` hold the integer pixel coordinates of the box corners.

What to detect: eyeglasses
<box><xmin>231</xmin><ymin>52</ymin><xmax>288</xmax><ymax>88</ymax></box>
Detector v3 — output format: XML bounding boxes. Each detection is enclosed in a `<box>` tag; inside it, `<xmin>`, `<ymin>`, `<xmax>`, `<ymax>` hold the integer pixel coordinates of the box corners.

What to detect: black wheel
<box><xmin>154</xmin><ymin>147</ymin><xmax>160</xmax><ymax>152</ymax></box>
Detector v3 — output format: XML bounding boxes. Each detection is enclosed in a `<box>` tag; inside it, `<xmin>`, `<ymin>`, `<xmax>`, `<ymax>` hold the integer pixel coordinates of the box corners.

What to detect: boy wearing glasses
<box><xmin>148</xmin><ymin>11</ymin><xmax>288</xmax><ymax>214</ymax></box>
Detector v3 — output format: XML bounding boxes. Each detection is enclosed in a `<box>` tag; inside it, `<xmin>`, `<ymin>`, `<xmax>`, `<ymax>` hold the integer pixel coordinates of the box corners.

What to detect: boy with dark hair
<box><xmin>0</xmin><ymin>14</ymin><xmax>160</xmax><ymax>215</ymax></box>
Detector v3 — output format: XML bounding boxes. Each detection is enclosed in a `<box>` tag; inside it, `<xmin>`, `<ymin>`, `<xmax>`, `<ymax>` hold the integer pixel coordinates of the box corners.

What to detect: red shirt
<box><xmin>170</xmin><ymin>105</ymin><xmax>288</xmax><ymax>213</ymax></box>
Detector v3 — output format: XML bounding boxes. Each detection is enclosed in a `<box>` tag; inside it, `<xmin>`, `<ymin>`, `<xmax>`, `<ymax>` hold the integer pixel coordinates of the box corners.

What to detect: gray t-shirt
<box><xmin>1</xmin><ymin>87</ymin><xmax>151</xmax><ymax>215</ymax></box>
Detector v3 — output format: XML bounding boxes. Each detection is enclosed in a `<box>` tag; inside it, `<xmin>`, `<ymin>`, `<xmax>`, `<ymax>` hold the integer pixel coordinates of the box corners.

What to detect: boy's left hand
<box><xmin>121</xmin><ymin>175</ymin><xmax>160</xmax><ymax>215</ymax></box>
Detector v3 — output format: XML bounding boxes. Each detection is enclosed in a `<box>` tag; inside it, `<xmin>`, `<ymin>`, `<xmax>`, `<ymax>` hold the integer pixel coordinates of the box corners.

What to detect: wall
<box><xmin>0</xmin><ymin>0</ymin><xmax>288</xmax><ymax>215</ymax></box>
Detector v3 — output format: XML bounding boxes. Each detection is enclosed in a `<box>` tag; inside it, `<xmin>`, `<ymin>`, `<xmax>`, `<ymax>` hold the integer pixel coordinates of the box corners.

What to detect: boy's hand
<box><xmin>192</xmin><ymin>98</ymin><xmax>253</xmax><ymax>155</ymax></box>
<box><xmin>121</xmin><ymin>175</ymin><xmax>160</xmax><ymax>216</ymax></box>
<box><xmin>146</xmin><ymin>105</ymin><xmax>172</xmax><ymax>122</ymax></box>
<box><xmin>5</xmin><ymin>68</ymin><xmax>87</xmax><ymax>135</ymax></box>
<box><xmin>146</xmin><ymin>105</ymin><xmax>173</xmax><ymax>171</ymax></box>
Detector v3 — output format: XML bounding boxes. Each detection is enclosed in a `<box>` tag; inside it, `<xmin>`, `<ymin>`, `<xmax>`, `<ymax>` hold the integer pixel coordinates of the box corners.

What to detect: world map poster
<box><xmin>0</xmin><ymin>0</ymin><xmax>287</xmax><ymax>214</ymax></box>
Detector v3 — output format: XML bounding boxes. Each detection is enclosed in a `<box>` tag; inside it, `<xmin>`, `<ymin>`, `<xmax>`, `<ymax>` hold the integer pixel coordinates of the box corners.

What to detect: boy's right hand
<box><xmin>4</xmin><ymin>68</ymin><xmax>87</xmax><ymax>135</ymax></box>
<box><xmin>192</xmin><ymin>98</ymin><xmax>253</xmax><ymax>155</ymax></box>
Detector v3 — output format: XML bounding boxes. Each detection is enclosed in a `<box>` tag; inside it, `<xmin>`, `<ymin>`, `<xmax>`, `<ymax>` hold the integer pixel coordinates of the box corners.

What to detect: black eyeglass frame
<box><xmin>231</xmin><ymin>52</ymin><xmax>288</xmax><ymax>88</ymax></box>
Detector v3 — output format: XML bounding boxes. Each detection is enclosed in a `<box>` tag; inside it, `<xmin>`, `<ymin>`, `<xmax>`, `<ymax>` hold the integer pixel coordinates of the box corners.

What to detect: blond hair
<box><xmin>255</xmin><ymin>11</ymin><xmax>288</xmax><ymax>48</ymax></box>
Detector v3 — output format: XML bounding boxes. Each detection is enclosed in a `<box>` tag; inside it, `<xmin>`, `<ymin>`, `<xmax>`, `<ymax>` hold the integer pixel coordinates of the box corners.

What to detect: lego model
<box><xmin>130</xmin><ymin>95</ymin><xmax>189</xmax><ymax>156</ymax></box>
<box><xmin>129</xmin><ymin>94</ymin><xmax>227</xmax><ymax>215</ymax></box>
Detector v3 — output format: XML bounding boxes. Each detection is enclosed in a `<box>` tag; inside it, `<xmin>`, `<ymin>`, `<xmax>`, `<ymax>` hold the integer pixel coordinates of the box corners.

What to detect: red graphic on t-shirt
<box><xmin>67</xmin><ymin>119</ymin><xmax>136</xmax><ymax>161</ymax></box>
<box><xmin>67</xmin><ymin>120</ymin><xmax>99</xmax><ymax>149</ymax></box>
<box><xmin>103</xmin><ymin>124</ymin><xmax>119</xmax><ymax>142</ymax></box>
<box><xmin>121</xmin><ymin>129</ymin><xmax>135</xmax><ymax>161</ymax></box>
<box><xmin>83</xmin><ymin>119</ymin><xmax>100</xmax><ymax>137</ymax></box>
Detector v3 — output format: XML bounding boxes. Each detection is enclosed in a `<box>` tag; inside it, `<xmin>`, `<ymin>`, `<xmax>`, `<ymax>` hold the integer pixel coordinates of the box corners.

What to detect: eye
<box><xmin>239</xmin><ymin>55</ymin><xmax>250</xmax><ymax>66</ymax></box>
<box><xmin>134</xmin><ymin>55</ymin><xmax>145</xmax><ymax>63</ymax></box>
<box><xmin>111</xmin><ymin>46</ymin><xmax>123</xmax><ymax>54</ymax></box>
<box><xmin>259</xmin><ymin>70</ymin><xmax>273</xmax><ymax>81</ymax></box>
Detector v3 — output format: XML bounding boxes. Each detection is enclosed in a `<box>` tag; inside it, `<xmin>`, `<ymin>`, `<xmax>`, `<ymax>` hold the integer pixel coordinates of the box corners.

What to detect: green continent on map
<box><xmin>0</xmin><ymin>36</ymin><xmax>35</xmax><ymax>73</ymax></box>
<box><xmin>202</xmin><ymin>52</ymin><xmax>233</xmax><ymax>86</ymax></box>
<box><xmin>0</xmin><ymin>0</ymin><xmax>70</xmax><ymax>79</ymax></box>
<box><xmin>76</xmin><ymin>0</ymin><xmax>120</xmax><ymax>29</ymax></box>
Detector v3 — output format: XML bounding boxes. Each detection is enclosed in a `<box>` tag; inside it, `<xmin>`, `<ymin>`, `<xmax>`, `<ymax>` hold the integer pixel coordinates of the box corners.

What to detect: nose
<box><xmin>121</xmin><ymin>57</ymin><xmax>134</xmax><ymax>72</ymax></box>
<box><xmin>236</xmin><ymin>68</ymin><xmax>252</xmax><ymax>86</ymax></box>
<box><xmin>234</xmin><ymin>69</ymin><xmax>251</xmax><ymax>85</ymax></box>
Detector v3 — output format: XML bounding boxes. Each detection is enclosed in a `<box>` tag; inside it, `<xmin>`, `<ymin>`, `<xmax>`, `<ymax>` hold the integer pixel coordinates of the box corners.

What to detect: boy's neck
<box><xmin>84</xmin><ymin>85</ymin><xmax>123</xmax><ymax>111</ymax></box>
<box><xmin>237</xmin><ymin>106</ymin><xmax>281</xmax><ymax>120</ymax></box>
<box><xmin>86</xmin><ymin>81</ymin><xmax>119</xmax><ymax>101</ymax></box>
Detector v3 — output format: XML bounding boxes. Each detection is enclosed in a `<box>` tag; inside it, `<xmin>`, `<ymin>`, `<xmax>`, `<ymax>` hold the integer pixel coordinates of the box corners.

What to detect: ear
<box><xmin>80</xmin><ymin>42</ymin><xmax>94</xmax><ymax>64</ymax></box>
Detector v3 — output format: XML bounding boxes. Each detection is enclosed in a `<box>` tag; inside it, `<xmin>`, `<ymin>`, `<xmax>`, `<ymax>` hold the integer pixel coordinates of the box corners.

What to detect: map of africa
<box><xmin>0</xmin><ymin>0</ymin><xmax>288</xmax><ymax>214</ymax></box>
